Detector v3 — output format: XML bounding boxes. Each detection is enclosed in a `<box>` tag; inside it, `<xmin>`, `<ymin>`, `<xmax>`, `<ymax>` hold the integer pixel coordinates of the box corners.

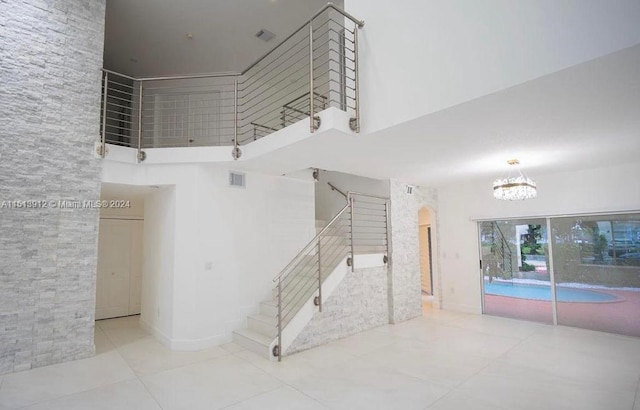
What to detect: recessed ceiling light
<box><xmin>186</xmin><ymin>33</ymin><xmax>194</xmax><ymax>39</ymax></box>
<box><xmin>256</xmin><ymin>29</ymin><xmax>275</xmax><ymax>42</ymax></box>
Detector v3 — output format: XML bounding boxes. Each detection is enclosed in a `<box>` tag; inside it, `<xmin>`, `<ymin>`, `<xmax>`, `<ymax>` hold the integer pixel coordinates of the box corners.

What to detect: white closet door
<box><xmin>96</xmin><ymin>219</ymin><xmax>133</xmax><ymax>320</ymax></box>
<box><xmin>128</xmin><ymin>220</ymin><xmax>143</xmax><ymax>315</ymax></box>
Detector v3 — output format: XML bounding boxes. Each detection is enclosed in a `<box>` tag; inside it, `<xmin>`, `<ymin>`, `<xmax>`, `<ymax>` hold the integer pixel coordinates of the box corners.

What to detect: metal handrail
<box><xmin>273</xmin><ymin>190</ymin><xmax>390</xmax><ymax>361</ymax></box>
<box><xmin>327</xmin><ymin>182</ymin><xmax>347</xmax><ymax>199</ymax></box>
<box><xmin>100</xmin><ymin>3</ymin><xmax>363</xmax><ymax>83</ymax></box>
<box><xmin>491</xmin><ymin>222</ymin><xmax>513</xmax><ymax>278</ymax></box>
<box><xmin>242</xmin><ymin>2</ymin><xmax>364</xmax><ymax>75</ymax></box>
<box><xmin>99</xmin><ymin>3</ymin><xmax>363</xmax><ymax>159</ymax></box>
<box><xmin>273</xmin><ymin>201</ymin><xmax>351</xmax><ymax>282</ymax></box>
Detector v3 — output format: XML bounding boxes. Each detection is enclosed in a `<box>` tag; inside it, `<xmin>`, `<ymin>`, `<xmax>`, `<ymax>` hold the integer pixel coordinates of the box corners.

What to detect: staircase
<box><xmin>232</xmin><ymin>190</ymin><xmax>390</xmax><ymax>361</ymax></box>
<box><xmin>232</xmin><ymin>219</ymin><xmax>330</xmax><ymax>358</ymax></box>
<box><xmin>483</xmin><ymin>222</ymin><xmax>514</xmax><ymax>280</ymax></box>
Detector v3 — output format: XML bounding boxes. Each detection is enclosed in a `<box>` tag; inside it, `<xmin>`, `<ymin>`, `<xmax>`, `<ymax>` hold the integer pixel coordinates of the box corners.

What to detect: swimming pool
<box><xmin>484</xmin><ymin>281</ymin><xmax>620</xmax><ymax>303</ymax></box>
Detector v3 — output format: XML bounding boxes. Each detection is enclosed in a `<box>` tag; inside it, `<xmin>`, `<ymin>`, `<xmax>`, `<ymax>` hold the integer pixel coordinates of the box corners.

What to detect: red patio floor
<box><xmin>484</xmin><ymin>288</ymin><xmax>640</xmax><ymax>337</ymax></box>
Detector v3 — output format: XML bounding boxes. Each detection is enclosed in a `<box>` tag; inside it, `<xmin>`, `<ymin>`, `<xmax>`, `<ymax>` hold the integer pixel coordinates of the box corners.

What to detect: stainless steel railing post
<box><xmin>317</xmin><ymin>240</ymin><xmax>322</xmax><ymax>312</ymax></box>
<box><xmin>100</xmin><ymin>71</ymin><xmax>108</xmax><ymax>158</ymax></box>
<box><xmin>352</xmin><ymin>27</ymin><xmax>361</xmax><ymax>133</ymax></box>
<box><xmin>349</xmin><ymin>195</ymin><xmax>355</xmax><ymax>272</ymax></box>
<box><xmin>277</xmin><ymin>278</ymin><xmax>282</xmax><ymax>362</ymax></box>
<box><xmin>136</xmin><ymin>81</ymin><xmax>144</xmax><ymax>162</ymax></box>
<box><xmin>233</xmin><ymin>79</ymin><xmax>239</xmax><ymax>160</ymax></box>
<box><xmin>385</xmin><ymin>199</ymin><xmax>392</xmax><ymax>265</ymax></box>
<box><xmin>309</xmin><ymin>22</ymin><xmax>315</xmax><ymax>133</ymax></box>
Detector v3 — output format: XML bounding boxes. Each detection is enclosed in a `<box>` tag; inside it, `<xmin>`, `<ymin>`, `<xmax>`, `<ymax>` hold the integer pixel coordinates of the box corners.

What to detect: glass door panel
<box><xmin>551</xmin><ymin>214</ymin><xmax>640</xmax><ymax>337</ymax></box>
<box><xmin>480</xmin><ymin>219</ymin><xmax>553</xmax><ymax>324</ymax></box>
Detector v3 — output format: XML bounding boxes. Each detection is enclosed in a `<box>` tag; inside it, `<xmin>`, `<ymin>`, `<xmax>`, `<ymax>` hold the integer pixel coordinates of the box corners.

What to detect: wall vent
<box><xmin>229</xmin><ymin>171</ymin><xmax>246</xmax><ymax>188</ymax></box>
<box><xmin>256</xmin><ymin>29</ymin><xmax>275</xmax><ymax>42</ymax></box>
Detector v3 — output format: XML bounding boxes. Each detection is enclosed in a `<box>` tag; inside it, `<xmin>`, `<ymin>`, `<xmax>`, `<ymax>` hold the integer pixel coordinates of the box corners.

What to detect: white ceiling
<box><xmin>239</xmin><ymin>44</ymin><xmax>640</xmax><ymax>187</ymax></box>
<box><xmin>103</xmin><ymin>0</ymin><xmax>339</xmax><ymax>77</ymax></box>
<box><xmin>102</xmin><ymin>1</ymin><xmax>639</xmax><ymax>189</ymax></box>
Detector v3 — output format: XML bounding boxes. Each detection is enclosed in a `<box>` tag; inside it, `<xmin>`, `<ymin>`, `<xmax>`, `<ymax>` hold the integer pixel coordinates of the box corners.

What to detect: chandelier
<box><xmin>493</xmin><ymin>159</ymin><xmax>537</xmax><ymax>201</ymax></box>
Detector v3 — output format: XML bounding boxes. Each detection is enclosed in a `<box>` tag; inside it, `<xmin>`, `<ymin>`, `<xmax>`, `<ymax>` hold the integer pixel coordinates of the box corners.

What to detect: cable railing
<box><xmin>272</xmin><ymin>190</ymin><xmax>389</xmax><ymax>361</ymax></box>
<box><xmin>491</xmin><ymin>222</ymin><xmax>513</xmax><ymax>280</ymax></box>
<box><xmin>98</xmin><ymin>3</ymin><xmax>364</xmax><ymax>162</ymax></box>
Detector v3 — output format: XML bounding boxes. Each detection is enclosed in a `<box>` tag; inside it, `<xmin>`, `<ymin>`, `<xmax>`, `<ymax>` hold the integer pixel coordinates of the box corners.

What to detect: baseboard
<box><xmin>139</xmin><ymin>318</ymin><xmax>235</xmax><ymax>351</ymax></box>
<box><xmin>139</xmin><ymin>318</ymin><xmax>173</xmax><ymax>349</ymax></box>
<box><xmin>169</xmin><ymin>334</ymin><xmax>231</xmax><ymax>351</ymax></box>
<box><xmin>442</xmin><ymin>302</ymin><xmax>482</xmax><ymax>315</ymax></box>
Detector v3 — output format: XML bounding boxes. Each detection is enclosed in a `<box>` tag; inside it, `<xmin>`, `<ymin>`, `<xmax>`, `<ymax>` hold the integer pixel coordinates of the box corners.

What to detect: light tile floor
<box><xmin>1</xmin><ymin>304</ymin><xmax>640</xmax><ymax>409</ymax></box>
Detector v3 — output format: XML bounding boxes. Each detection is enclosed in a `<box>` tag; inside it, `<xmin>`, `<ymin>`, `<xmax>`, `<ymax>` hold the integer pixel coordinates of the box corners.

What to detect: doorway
<box><xmin>95</xmin><ymin>184</ymin><xmax>145</xmax><ymax>320</ymax></box>
<box><xmin>418</xmin><ymin>207</ymin><xmax>434</xmax><ymax>296</ymax></box>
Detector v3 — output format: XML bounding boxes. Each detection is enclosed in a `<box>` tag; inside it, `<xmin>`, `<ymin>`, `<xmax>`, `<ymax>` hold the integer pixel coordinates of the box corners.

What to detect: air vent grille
<box><xmin>229</xmin><ymin>171</ymin><xmax>246</xmax><ymax>188</ymax></box>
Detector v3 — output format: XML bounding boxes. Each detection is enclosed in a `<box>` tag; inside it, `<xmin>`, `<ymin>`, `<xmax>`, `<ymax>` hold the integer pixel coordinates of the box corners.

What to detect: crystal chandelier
<box><xmin>493</xmin><ymin>159</ymin><xmax>537</xmax><ymax>201</ymax></box>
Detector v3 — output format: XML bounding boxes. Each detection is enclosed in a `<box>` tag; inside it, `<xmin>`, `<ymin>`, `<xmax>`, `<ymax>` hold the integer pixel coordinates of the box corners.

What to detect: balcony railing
<box><xmin>98</xmin><ymin>3</ymin><xmax>364</xmax><ymax>161</ymax></box>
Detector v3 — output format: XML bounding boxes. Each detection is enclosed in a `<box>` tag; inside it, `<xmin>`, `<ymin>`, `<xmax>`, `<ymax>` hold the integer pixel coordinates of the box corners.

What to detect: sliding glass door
<box><xmin>480</xmin><ymin>212</ymin><xmax>640</xmax><ymax>337</ymax></box>
<box><xmin>479</xmin><ymin>219</ymin><xmax>553</xmax><ymax>324</ymax></box>
<box><xmin>551</xmin><ymin>214</ymin><xmax>640</xmax><ymax>337</ymax></box>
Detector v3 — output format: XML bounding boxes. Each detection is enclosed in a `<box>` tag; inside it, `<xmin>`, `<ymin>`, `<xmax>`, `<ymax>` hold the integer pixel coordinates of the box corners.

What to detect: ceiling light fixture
<box><xmin>492</xmin><ymin>159</ymin><xmax>537</xmax><ymax>201</ymax></box>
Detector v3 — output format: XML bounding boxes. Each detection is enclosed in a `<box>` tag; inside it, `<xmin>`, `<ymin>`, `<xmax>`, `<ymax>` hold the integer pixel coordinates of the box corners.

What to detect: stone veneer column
<box><xmin>388</xmin><ymin>180</ymin><xmax>438</xmax><ymax>323</ymax></box>
<box><xmin>0</xmin><ymin>0</ymin><xmax>106</xmax><ymax>374</ymax></box>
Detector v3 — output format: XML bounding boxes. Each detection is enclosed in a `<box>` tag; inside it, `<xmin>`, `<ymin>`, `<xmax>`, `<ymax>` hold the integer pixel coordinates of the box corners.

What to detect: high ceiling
<box><xmin>103</xmin><ymin>0</ymin><xmax>338</xmax><ymax>77</ymax></box>
<box><xmin>238</xmin><ymin>44</ymin><xmax>640</xmax><ymax>187</ymax></box>
<box><xmin>102</xmin><ymin>1</ymin><xmax>639</xmax><ymax>190</ymax></box>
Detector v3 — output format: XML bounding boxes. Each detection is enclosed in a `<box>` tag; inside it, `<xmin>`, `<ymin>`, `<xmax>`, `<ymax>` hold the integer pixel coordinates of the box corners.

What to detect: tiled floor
<box><xmin>1</xmin><ymin>304</ymin><xmax>640</xmax><ymax>409</ymax></box>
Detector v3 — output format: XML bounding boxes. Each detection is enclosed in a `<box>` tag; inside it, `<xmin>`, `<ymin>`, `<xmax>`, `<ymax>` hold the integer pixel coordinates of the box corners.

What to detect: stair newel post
<box><xmin>349</xmin><ymin>195</ymin><xmax>355</xmax><ymax>272</ymax></box>
<box><xmin>277</xmin><ymin>277</ymin><xmax>282</xmax><ymax>362</ymax></box>
<box><xmin>309</xmin><ymin>21</ymin><xmax>315</xmax><ymax>133</ymax></box>
<box><xmin>100</xmin><ymin>71</ymin><xmax>108</xmax><ymax>158</ymax></box>
<box><xmin>137</xmin><ymin>81</ymin><xmax>145</xmax><ymax>162</ymax></box>
<box><xmin>317</xmin><ymin>240</ymin><xmax>322</xmax><ymax>312</ymax></box>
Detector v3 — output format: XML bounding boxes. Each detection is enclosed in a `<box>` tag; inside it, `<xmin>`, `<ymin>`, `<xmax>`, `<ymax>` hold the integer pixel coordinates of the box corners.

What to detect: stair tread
<box><xmin>233</xmin><ymin>328</ymin><xmax>273</xmax><ymax>346</ymax></box>
<box><xmin>248</xmin><ymin>313</ymin><xmax>277</xmax><ymax>324</ymax></box>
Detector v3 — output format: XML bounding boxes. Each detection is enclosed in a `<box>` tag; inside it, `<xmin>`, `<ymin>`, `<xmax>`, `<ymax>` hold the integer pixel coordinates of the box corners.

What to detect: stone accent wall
<box><xmin>287</xmin><ymin>266</ymin><xmax>388</xmax><ymax>354</ymax></box>
<box><xmin>388</xmin><ymin>180</ymin><xmax>438</xmax><ymax>323</ymax></box>
<box><xmin>0</xmin><ymin>0</ymin><xmax>106</xmax><ymax>374</ymax></box>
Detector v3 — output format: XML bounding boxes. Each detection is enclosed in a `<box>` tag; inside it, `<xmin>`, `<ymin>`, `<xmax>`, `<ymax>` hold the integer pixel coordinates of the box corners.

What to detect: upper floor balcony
<box><xmin>98</xmin><ymin>3</ymin><xmax>364</xmax><ymax>165</ymax></box>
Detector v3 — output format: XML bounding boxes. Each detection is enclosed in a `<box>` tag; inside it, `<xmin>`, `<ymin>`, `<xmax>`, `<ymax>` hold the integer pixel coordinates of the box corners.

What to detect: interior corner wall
<box><xmin>315</xmin><ymin>170</ymin><xmax>390</xmax><ymax>221</ymax></box>
<box><xmin>388</xmin><ymin>180</ymin><xmax>438</xmax><ymax>323</ymax></box>
<box><xmin>171</xmin><ymin>166</ymin><xmax>315</xmax><ymax>349</ymax></box>
<box><xmin>437</xmin><ymin>162</ymin><xmax>640</xmax><ymax>315</ymax></box>
<box><xmin>0</xmin><ymin>1</ymin><xmax>106</xmax><ymax>374</ymax></box>
<box><xmin>140</xmin><ymin>187</ymin><xmax>176</xmax><ymax>344</ymax></box>
<box><xmin>103</xmin><ymin>161</ymin><xmax>316</xmax><ymax>350</ymax></box>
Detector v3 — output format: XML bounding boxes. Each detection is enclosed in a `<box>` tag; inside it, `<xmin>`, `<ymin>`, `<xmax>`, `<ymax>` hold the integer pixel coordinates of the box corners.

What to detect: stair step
<box><xmin>260</xmin><ymin>300</ymin><xmax>278</xmax><ymax>317</ymax></box>
<box><xmin>248</xmin><ymin>314</ymin><xmax>277</xmax><ymax>338</ymax></box>
<box><xmin>232</xmin><ymin>328</ymin><xmax>273</xmax><ymax>358</ymax></box>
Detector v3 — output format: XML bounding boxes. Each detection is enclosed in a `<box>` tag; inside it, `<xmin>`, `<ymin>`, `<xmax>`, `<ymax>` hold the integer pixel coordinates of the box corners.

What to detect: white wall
<box><xmin>172</xmin><ymin>165</ymin><xmax>315</xmax><ymax>348</ymax></box>
<box><xmin>99</xmin><ymin>195</ymin><xmax>144</xmax><ymax>219</ymax></box>
<box><xmin>345</xmin><ymin>0</ymin><xmax>640</xmax><ymax>134</ymax></box>
<box><xmin>102</xmin><ymin>161</ymin><xmax>315</xmax><ymax>349</ymax></box>
<box><xmin>315</xmin><ymin>170</ymin><xmax>390</xmax><ymax>221</ymax></box>
<box><xmin>437</xmin><ymin>161</ymin><xmax>640</xmax><ymax>314</ymax></box>
<box><xmin>141</xmin><ymin>186</ymin><xmax>176</xmax><ymax>342</ymax></box>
